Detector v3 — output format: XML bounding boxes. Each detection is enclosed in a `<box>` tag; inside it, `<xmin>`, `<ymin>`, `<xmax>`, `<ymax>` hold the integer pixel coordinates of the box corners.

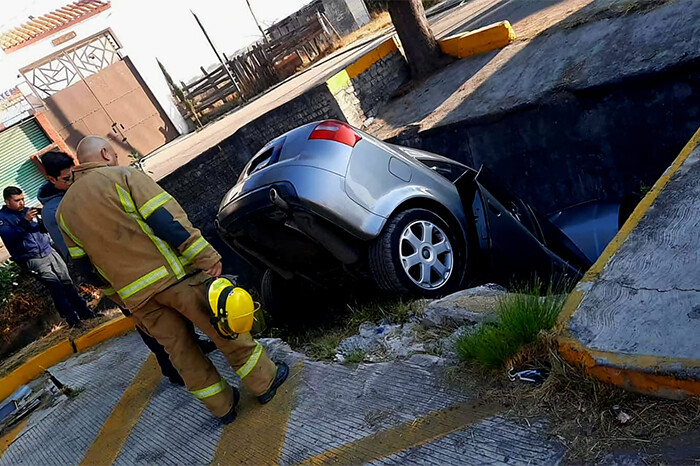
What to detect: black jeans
<box><xmin>26</xmin><ymin>251</ymin><xmax>92</xmax><ymax>325</ymax></box>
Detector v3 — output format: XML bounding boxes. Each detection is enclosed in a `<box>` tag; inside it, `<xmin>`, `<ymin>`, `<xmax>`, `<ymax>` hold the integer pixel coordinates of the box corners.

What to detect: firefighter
<box><xmin>57</xmin><ymin>136</ymin><xmax>288</xmax><ymax>423</ymax></box>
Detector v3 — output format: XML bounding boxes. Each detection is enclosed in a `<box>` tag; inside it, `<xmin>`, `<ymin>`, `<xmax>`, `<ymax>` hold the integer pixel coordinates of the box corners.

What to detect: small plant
<box><xmin>639</xmin><ymin>181</ymin><xmax>652</xmax><ymax>196</ymax></box>
<box><xmin>344</xmin><ymin>349</ymin><xmax>366</xmax><ymax>364</ymax></box>
<box><xmin>305</xmin><ymin>332</ymin><xmax>344</xmax><ymax>361</ymax></box>
<box><xmin>0</xmin><ymin>262</ymin><xmax>20</xmax><ymax>305</ymax></box>
<box><xmin>455</xmin><ymin>283</ymin><xmax>567</xmax><ymax>368</ymax></box>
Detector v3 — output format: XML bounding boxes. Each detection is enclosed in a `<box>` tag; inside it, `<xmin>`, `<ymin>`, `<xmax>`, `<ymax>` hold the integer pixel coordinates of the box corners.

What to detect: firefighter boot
<box><xmin>258</xmin><ymin>362</ymin><xmax>289</xmax><ymax>404</ymax></box>
<box><xmin>220</xmin><ymin>386</ymin><xmax>241</xmax><ymax>425</ymax></box>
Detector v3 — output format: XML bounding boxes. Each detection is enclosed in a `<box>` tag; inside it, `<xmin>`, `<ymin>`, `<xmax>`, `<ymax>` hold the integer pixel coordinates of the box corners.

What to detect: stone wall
<box><xmin>328</xmin><ymin>39</ymin><xmax>409</xmax><ymax>127</ymax></box>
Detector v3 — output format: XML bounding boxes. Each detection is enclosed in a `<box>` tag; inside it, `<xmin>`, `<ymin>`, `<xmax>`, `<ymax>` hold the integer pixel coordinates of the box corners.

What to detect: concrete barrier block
<box><xmin>439</xmin><ymin>21</ymin><xmax>516</xmax><ymax>59</ymax></box>
<box><xmin>0</xmin><ymin>340</ymin><xmax>74</xmax><ymax>402</ymax></box>
<box><xmin>74</xmin><ymin>316</ymin><xmax>135</xmax><ymax>352</ymax></box>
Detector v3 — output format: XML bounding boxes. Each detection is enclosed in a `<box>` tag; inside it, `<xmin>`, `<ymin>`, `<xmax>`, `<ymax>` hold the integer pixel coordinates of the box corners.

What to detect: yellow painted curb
<box><xmin>73</xmin><ymin>315</ymin><xmax>135</xmax><ymax>352</ymax></box>
<box><xmin>326</xmin><ymin>36</ymin><xmax>399</xmax><ymax>94</ymax></box>
<box><xmin>0</xmin><ymin>340</ymin><xmax>74</xmax><ymax>402</ymax></box>
<box><xmin>557</xmin><ymin>125</ymin><xmax>700</xmax><ymax>398</ymax></box>
<box><xmin>0</xmin><ymin>316</ymin><xmax>136</xmax><ymax>403</ymax></box>
<box><xmin>439</xmin><ymin>20</ymin><xmax>516</xmax><ymax>59</ymax></box>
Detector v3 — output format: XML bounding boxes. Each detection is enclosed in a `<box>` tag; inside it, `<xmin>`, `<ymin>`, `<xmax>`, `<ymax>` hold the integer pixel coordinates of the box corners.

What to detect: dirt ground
<box><xmin>0</xmin><ymin>306</ymin><xmax>123</xmax><ymax>378</ymax></box>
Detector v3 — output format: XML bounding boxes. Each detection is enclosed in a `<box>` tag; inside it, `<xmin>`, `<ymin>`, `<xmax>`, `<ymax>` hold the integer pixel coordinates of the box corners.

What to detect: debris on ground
<box><xmin>334</xmin><ymin>284</ymin><xmax>506</xmax><ymax>363</ymax></box>
<box><xmin>420</xmin><ymin>284</ymin><xmax>505</xmax><ymax>329</ymax></box>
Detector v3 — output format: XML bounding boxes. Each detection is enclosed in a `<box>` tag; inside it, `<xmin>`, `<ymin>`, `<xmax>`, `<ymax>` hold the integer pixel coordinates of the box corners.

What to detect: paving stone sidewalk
<box><xmin>0</xmin><ymin>333</ymin><xmax>564</xmax><ymax>465</ymax></box>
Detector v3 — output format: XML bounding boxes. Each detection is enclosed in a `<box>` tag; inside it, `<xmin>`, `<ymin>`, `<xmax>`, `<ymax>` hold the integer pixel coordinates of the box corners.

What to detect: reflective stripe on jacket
<box><xmin>56</xmin><ymin>162</ymin><xmax>221</xmax><ymax>310</ymax></box>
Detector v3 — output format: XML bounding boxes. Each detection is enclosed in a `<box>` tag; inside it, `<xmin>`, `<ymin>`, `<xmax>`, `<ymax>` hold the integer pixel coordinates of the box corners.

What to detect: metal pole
<box><xmin>245</xmin><ymin>0</ymin><xmax>268</xmax><ymax>43</ymax></box>
<box><xmin>190</xmin><ymin>10</ymin><xmax>242</xmax><ymax>99</ymax></box>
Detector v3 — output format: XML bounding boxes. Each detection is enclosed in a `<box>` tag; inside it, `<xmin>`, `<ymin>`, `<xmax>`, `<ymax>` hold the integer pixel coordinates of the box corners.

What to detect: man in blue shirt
<box><xmin>0</xmin><ymin>185</ymin><xmax>93</xmax><ymax>328</ymax></box>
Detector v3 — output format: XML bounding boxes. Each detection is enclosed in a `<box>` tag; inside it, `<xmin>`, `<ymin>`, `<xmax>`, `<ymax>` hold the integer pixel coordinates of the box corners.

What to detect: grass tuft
<box><xmin>455</xmin><ymin>284</ymin><xmax>566</xmax><ymax>368</ymax></box>
<box><xmin>344</xmin><ymin>349</ymin><xmax>366</xmax><ymax>364</ymax></box>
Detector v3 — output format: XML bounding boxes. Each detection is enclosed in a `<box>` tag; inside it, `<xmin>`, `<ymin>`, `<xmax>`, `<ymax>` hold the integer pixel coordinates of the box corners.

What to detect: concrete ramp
<box><xmin>558</xmin><ymin>128</ymin><xmax>700</xmax><ymax>398</ymax></box>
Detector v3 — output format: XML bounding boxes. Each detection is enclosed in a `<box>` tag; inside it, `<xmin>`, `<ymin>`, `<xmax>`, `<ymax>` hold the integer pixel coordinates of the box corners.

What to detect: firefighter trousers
<box><xmin>132</xmin><ymin>273</ymin><xmax>277</xmax><ymax>418</ymax></box>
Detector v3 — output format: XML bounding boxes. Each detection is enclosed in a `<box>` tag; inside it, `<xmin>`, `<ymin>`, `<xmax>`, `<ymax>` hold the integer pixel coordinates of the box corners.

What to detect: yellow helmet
<box><xmin>207</xmin><ymin>275</ymin><xmax>258</xmax><ymax>339</ymax></box>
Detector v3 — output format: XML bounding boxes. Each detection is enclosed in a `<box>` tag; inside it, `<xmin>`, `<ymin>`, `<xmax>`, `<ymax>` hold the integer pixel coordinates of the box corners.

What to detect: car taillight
<box><xmin>308</xmin><ymin>120</ymin><xmax>362</xmax><ymax>147</ymax></box>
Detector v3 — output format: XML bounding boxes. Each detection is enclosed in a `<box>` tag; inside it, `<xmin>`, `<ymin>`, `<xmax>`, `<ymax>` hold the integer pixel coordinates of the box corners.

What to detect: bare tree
<box><xmin>387</xmin><ymin>0</ymin><xmax>445</xmax><ymax>79</ymax></box>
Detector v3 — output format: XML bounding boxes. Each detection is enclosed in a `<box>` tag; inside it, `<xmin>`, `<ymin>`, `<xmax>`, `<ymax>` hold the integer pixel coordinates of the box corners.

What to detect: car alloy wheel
<box><xmin>369</xmin><ymin>207</ymin><xmax>465</xmax><ymax>297</ymax></box>
<box><xmin>399</xmin><ymin>220</ymin><xmax>453</xmax><ymax>290</ymax></box>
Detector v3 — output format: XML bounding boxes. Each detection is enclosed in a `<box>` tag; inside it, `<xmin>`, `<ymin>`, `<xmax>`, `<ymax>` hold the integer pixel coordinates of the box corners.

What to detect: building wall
<box><xmin>321</xmin><ymin>0</ymin><xmax>370</xmax><ymax>36</ymax></box>
<box><xmin>346</xmin><ymin>0</ymin><xmax>371</xmax><ymax>28</ymax></box>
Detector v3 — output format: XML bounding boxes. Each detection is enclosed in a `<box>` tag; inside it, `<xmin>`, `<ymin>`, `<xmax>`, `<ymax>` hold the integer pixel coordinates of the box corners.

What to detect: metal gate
<box><xmin>21</xmin><ymin>30</ymin><xmax>178</xmax><ymax>163</ymax></box>
<box><xmin>0</xmin><ymin>119</ymin><xmax>52</xmax><ymax>207</ymax></box>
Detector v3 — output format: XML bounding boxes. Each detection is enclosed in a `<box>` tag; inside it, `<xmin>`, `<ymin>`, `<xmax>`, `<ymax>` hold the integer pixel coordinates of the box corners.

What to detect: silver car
<box><xmin>216</xmin><ymin>120</ymin><xmax>619</xmax><ymax>305</ymax></box>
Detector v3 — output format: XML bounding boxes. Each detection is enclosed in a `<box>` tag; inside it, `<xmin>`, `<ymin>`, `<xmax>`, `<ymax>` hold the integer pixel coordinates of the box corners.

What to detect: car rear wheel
<box><xmin>369</xmin><ymin>208</ymin><xmax>464</xmax><ymax>297</ymax></box>
<box><xmin>261</xmin><ymin>269</ymin><xmax>293</xmax><ymax>322</ymax></box>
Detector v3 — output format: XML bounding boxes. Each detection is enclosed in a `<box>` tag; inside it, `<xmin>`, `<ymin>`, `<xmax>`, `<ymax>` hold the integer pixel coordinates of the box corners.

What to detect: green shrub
<box><xmin>0</xmin><ymin>263</ymin><xmax>19</xmax><ymax>305</ymax></box>
<box><xmin>455</xmin><ymin>285</ymin><xmax>566</xmax><ymax>368</ymax></box>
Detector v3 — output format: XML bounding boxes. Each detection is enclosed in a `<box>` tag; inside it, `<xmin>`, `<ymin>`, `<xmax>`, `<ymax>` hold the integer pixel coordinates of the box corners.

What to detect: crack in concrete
<box><xmin>615</xmin><ymin>282</ymin><xmax>700</xmax><ymax>294</ymax></box>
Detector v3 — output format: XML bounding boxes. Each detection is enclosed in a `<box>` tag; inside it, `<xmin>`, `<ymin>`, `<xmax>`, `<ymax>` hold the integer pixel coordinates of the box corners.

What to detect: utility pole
<box><xmin>190</xmin><ymin>10</ymin><xmax>241</xmax><ymax>97</ymax></box>
<box><xmin>245</xmin><ymin>0</ymin><xmax>268</xmax><ymax>42</ymax></box>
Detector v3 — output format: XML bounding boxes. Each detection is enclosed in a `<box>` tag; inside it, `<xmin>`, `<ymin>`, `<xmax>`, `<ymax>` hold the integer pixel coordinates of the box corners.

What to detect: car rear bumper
<box><xmin>216</xmin><ymin>169</ymin><xmax>385</xmax><ymax>280</ymax></box>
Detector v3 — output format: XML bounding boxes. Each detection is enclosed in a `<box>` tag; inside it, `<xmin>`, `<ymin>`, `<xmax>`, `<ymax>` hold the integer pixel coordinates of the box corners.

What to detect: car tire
<box><xmin>260</xmin><ymin>269</ymin><xmax>292</xmax><ymax>322</ymax></box>
<box><xmin>369</xmin><ymin>208</ymin><xmax>465</xmax><ymax>297</ymax></box>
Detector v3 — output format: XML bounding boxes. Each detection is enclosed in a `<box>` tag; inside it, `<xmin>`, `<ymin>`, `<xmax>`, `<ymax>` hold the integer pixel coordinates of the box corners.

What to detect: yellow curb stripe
<box><xmin>556</xmin><ymin>126</ymin><xmax>700</xmax><ymax>396</ymax></box>
<box><xmin>0</xmin><ymin>317</ymin><xmax>136</xmax><ymax>407</ymax></box>
<box><xmin>326</xmin><ymin>36</ymin><xmax>399</xmax><ymax>94</ymax></box>
<box><xmin>0</xmin><ymin>418</ymin><xmax>29</xmax><ymax>459</ymax></box>
<box><xmin>80</xmin><ymin>354</ymin><xmax>163</xmax><ymax>466</ymax></box>
<box><xmin>301</xmin><ymin>399</ymin><xmax>504</xmax><ymax>465</ymax></box>
<box><xmin>345</xmin><ymin>36</ymin><xmax>398</xmax><ymax>79</ymax></box>
<box><xmin>439</xmin><ymin>20</ymin><xmax>516</xmax><ymax>59</ymax></box>
<box><xmin>0</xmin><ymin>340</ymin><xmax>74</xmax><ymax>402</ymax></box>
<box><xmin>73</xmin><ymin>315</ymin><xmax>136</xmax><ymax>352</ymax></box>
<box><xmin>211</xmin><ymin>361</ymin><xmax>302</xmax><ymax>465</ymax></box>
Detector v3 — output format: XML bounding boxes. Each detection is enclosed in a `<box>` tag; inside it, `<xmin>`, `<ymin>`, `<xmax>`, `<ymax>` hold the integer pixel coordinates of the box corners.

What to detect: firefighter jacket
<box><xmin>56</xmin><ymin>162</ymin><xmax>221</xmax><ymax>311</ymax></box>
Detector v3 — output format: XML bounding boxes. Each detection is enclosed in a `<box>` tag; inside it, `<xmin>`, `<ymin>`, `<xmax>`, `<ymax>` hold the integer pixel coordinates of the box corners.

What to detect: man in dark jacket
<box><xmin>0</xmin><ymin>185</ymin><xmax>93</xmax><ymax>327</ymax></box>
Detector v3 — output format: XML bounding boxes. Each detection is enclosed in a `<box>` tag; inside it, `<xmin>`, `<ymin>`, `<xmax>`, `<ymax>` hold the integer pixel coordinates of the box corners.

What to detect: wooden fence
<box><xmin>169</xmin><ymin>14</ymin><xmax>339</xmax><ymax>127</ymax></box>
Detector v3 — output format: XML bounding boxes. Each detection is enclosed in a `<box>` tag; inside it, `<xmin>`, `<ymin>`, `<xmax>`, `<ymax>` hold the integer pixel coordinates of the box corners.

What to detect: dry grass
<box><xmin>445</xmin><ymin>335</ymin><xmax>700</xmax><ymax>463</ymax></box>
<box><xmin>332</xmin><ymin>12</ymin><xmax>393</xmax><ymax>50</ymax></box>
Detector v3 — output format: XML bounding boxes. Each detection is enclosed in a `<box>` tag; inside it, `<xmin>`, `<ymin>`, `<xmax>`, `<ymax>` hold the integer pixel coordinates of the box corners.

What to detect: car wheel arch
<box><xmin>380</xmin><ymin>196</ymin><xmax>468</xmax><ymax>251</ymax></box>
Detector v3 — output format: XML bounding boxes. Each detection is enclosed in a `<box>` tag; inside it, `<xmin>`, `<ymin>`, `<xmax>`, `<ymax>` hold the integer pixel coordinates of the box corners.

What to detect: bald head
<box><xmin>76</xmin><ymin>136</ymin><xmax>119</xmax><ymax>166</ymax></box>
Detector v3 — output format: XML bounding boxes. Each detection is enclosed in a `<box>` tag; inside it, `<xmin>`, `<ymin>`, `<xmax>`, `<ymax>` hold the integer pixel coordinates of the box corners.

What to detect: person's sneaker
<box><xmin>197</xmin><ymin>339</ymin><xmax>217</xmax><ymax>354</ymax></box>
<box><xmin>219</xmin><ymin>387</ymin><xmax>241</xmax><ymax>425</ymax></box>
<box><xmin>258</xmin><ymin>362</ymin><xmax>289</xmax><ymax>405</ymax></box>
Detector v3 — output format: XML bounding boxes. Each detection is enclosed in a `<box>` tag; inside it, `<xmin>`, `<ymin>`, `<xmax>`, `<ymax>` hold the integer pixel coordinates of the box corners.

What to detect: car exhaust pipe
<box><xmin>269</xmin><ymin>187</ymin><xmax>289</xmax><ymax>211</ymax></box>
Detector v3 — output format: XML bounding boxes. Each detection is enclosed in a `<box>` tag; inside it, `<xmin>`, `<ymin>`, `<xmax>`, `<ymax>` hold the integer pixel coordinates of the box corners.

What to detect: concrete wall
<box><xmin>322</xmin><ymin>0</ymin><xmax>370</xmax><ymax>36</ymax></box>
<box><xmin>391</xmin><ymin>62</ymin><xmax>700</xmax><ymax>215</ymax></box>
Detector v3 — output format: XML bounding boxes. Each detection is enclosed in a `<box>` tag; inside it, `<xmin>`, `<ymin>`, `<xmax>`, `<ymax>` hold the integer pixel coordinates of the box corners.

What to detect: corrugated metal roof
<box><xmin>0</xmin><ymin>1</ymin><xmax>111</xmax><ymax>53</ymax></box>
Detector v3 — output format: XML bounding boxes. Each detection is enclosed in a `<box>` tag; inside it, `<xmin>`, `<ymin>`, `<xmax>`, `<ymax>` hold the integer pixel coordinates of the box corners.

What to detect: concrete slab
<box><xmin>558</xmin><ymin>128</ymin><xmax>700</xmax><ymax>398</ymax></box>
<box><xmin>0</xmin><ymin>332</ymin><xmax>563</xmax><ymax>464</ymax></box>
<box><xmin>369</xmin><ymin>0</ymin><xmax>700</xmax><ymax>140</ymax></box>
